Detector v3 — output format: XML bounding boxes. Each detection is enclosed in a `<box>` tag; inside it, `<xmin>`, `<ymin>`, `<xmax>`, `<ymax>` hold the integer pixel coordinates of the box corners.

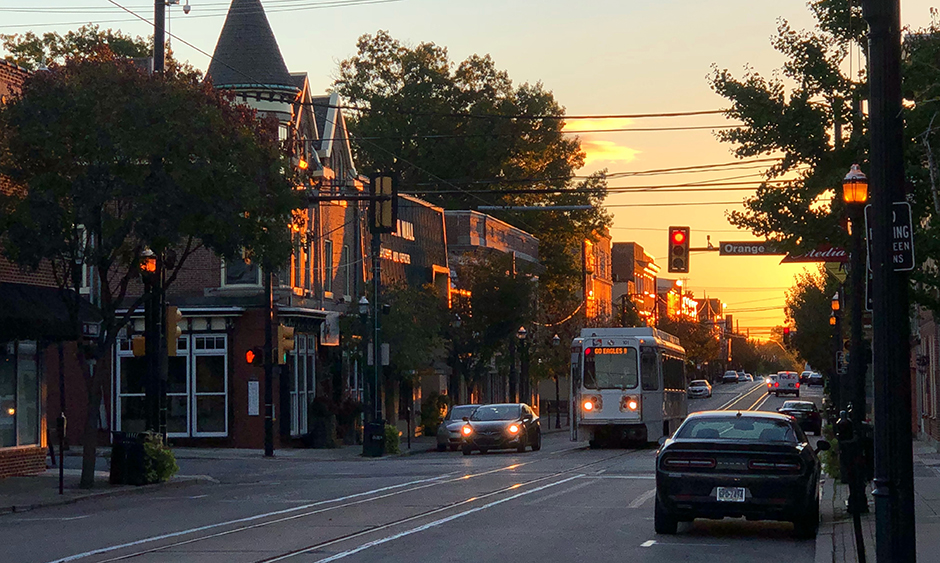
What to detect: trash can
<box><xmin>363</xmin><ymin>420</ymin><xmax>386</xmax><ymax>458</ymax></box>
<box><xmin>110</xmin><ymin>431</ymin><xmax>148</xmax><ymax>486</ymax></box>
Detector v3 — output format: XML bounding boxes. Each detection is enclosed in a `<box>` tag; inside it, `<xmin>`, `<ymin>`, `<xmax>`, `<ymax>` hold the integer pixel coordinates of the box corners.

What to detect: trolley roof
<box><xmin>575</xmin><ymin>327</ymin><xmax>684</xmax><ymax>355</ymax></box>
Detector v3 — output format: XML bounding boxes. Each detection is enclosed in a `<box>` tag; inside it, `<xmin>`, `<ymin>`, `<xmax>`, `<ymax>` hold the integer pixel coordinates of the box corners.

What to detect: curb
<box><xmin>0</xmin><ymin>475</ymin><xmax>212</xmax><ymax>516</ymax></box>
<box><xmin>815</xmin><ymin>476</ymin><xmax>835</xmax><ymax>563</ymax></box>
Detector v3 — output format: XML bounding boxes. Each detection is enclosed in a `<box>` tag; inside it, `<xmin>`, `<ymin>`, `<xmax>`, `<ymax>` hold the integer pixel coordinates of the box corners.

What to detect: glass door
<box><xmin>192</xmin><ymin>335</ymin><xmax>227</xmax><ymax>437</ymax></box>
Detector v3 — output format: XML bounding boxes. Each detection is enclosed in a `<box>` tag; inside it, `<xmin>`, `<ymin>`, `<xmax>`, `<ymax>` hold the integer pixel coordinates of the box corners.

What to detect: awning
<box><xmin>0</xmin><ymin>282</ymin><xmax>99</xmax><ymax>341</ymax></box>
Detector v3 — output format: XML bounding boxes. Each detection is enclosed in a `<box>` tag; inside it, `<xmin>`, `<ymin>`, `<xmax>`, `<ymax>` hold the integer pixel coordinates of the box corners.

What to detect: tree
<box><xmin>784</xmin><ymin>267</ymin><xmax>841</xmax><ymax>374</ymax></box>
<box><xmin>0</xmin><ymin>50</ymin><xmax>299</xmax><ymax>487</ymax></box>
<box><xmin>380</xmin><ymin>282</ymin><xmax>449</xmax><ymax>424</ymax></box>
<box><xmin>657</xmin><ymin>317</ymin><xmax>722</xmax><ymax>375</ymax></box>
<box><xmin>333</xmin><ymin>31</ymin><xmax>610</xmax><ymax>330</ymax></box>
<box><xmin>1</xmin><ymin>24</ymin><xmax>150</xmax><ymax>71</ymax></box>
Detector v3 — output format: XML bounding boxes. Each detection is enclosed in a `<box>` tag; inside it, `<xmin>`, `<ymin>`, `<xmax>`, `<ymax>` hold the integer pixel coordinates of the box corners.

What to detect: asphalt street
<box><xmin>1</xmin><ymin>379</ymin><xmax>826</xmax><ymax>563</ymax></box>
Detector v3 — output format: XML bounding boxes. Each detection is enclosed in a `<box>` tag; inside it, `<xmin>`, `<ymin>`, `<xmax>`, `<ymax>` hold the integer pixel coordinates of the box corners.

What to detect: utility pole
<box><xmin>154</xmin><ymin>0</ymin><xmax>165</xmax><ymax>74</ymax></box>
<box><xmin>860</xmin><ymin>2</ymin><xmax>916</xmax><ymax>562</ymax></box>
<box><xmin>264</xmin><ymin>271</ymin><xmax>274</xmax><ymax>457</ymax></box>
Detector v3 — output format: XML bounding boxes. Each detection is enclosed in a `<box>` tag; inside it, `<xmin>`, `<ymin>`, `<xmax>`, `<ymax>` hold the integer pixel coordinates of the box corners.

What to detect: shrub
<box><xmin>384</xmin><ymin>424</ymin><xmax>401</xmax><ymax>454</ymax></box>
<box><xmin>820</xmin><ymin>424</ymin><xmax>840</xmax><ymax>481</ymax></box>
<box><xmin>420</xmin><ymin>393</ymin><xmax>452</xmax><ymax>436</ymax></box>
<box><xmin>143</xmin><ymin>433</ymin><xmax>178</xmax><ymax>483</ymax></box>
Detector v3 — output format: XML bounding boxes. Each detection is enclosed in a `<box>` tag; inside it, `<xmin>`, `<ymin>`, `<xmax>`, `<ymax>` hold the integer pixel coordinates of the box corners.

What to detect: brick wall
<box><xmin>0</xmin><ymin>446</ymin><xmax>46</xmax><ymax>479</ymax></box>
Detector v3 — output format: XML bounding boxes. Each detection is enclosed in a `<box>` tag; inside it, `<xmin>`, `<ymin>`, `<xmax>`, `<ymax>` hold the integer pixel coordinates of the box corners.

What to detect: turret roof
<box><xmin>207</xmin><ymin>0</ymin><xmax>295</xmax><ymax>91</ymax></box>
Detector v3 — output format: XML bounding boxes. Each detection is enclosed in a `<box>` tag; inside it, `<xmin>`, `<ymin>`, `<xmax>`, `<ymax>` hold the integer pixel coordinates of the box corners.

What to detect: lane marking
<box><xmin>640</xmin><ymin>540</ymin><xmax>656</xmax><ymax>547</ymax></box>
<box><xmin>8</xmin><ymin>515</ymin><xmax>91</xmax><ymax>522</ymax></box>
<box><xmin>523</xmin><ymin>479</ymin><xmax>595</xmax><ymax>505</ymax></box>
<box><xmin>43</xmin><ymin>475</ymin><xmax>455</xmax><ymax>563</ymax></box>
<box><xmin>719</xmin><ymin>383</ymin><xmax>767</xmax><ymax>411</ymax></box>
<box><xmin>300</xmin><ymin>475</ymin><xmax>585</xmax><ymax>563</ymax></box>
<box><xmin>627</xmin><ymin>488</ymin><xmax>657</xmax><ymax>509</ymax></box>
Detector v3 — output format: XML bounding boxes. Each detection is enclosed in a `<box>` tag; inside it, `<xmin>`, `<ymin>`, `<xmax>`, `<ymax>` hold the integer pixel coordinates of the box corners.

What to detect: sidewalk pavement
<box><xmin>816</xmin><ymin>436</ymin><xmax>940</xmax><ymax>563</ymax></box>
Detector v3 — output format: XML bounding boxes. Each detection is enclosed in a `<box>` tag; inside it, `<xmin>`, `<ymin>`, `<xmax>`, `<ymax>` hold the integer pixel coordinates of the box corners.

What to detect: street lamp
<box><xmin>552</xmin><ymin>334</ymin><xmax>561</xmax><ymax>429</ymax></box>
<box><xmin>843</xmin><ymin>164</ymin><xmax>869</xmax><ymax>205</ymax></box>
<box><xmin>358</xmin><ymin>296</ymin><xmax>369</xmax><ymax>319</ymax></box>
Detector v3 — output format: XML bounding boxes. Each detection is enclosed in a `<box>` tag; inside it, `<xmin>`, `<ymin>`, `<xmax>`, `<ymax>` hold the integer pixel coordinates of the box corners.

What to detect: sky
<box><xmin>3</xmin><ymin>0</ymin><xmax>939</xmax><ymax>337</ymax></box>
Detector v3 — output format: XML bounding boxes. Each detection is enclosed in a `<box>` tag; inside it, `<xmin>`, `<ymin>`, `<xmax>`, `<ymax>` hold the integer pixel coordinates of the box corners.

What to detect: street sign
<box><xmin>865</xmin><ymin>201</ymin><xmax>915</xmax><ymax>272</ymax></box>
<box><xmin>718</xmin><ymin>241</ymin><xmax>786</xmax><ymax>256</ymax></box>
<box><xmin>836</xmin><ymin>351</ymin><xmax>847</xmax><ymax>375</ymax></box>
<box><xmin>81</xmin><ymin>321</ymin><xmax>101</xmax><ymax>337</ymax></box>
<box><xmin>825</xmin><ymin>262</ymin><xmax>847</xmax><ymax>283</ymax></box>
<box><xmin>780</xmin><ymin>244</ymin><xmax>848</xmax><ymax>263</ymax></box>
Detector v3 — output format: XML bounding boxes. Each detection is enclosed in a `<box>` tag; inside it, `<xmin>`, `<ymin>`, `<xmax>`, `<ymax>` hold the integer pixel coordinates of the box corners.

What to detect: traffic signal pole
<box><xmin>861</xmin><ymin>1</ymin><xmax>916</xmax><ymax>561</ymax></box>
<box><xmin>264</xmin><ymin>271</ymin><xmax>275</xmax><ymax>457</ymax></box>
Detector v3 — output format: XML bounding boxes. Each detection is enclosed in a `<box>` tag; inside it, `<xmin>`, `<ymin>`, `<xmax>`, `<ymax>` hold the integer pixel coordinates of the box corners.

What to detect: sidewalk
<box><xmin>817</xmin><ymin>437</ymin><xmax>940</xmax><ymax>562</ymax></box>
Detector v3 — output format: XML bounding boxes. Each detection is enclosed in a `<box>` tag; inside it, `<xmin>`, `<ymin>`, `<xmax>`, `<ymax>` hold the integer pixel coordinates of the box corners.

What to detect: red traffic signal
<box><xmin>667</xmin><ymin>226</ymin><xmax>690</xmax><ymax>273</ymax></box>
<box><xmin>246</xmin><ymin>347</ymin><xmax>264</xmax><ymax>365</ymax></box>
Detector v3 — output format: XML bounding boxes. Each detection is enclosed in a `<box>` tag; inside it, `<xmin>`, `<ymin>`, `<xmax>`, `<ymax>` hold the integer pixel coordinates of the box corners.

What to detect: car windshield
<box><xmin>782</xmin><ymin>402</ymin><xmax>815</xmax><ymax>411</ymax></box>
<box><xmin>470</xmin><ymin>405</ymin><xmax>520</xmax><ymax>421</ymax></box>
<box><xmin>690</xmin><ymin>380</ymin><xmax>708</xmax><ymax>386</ymax></box>
<box><xmin>583</xmin><ymin>347</ymin><xmax>638</xmax><ymax>389</ymax></box>
<box><xmin>675</xmin><ymin>416</ymin><xmax>798</xmax><ymax>443</ymax></box>
<box><xmin>447</xmin><ymin>406</ymin><xmax>478</xmax><ymax>420</ymax></box>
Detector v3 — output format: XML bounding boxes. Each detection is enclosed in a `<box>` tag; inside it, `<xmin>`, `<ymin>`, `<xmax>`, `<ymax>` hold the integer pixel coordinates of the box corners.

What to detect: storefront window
<box><xmin>0</xmin><ymin>341</ymin><xmax>41</xmax><ymax>447</ymax></box>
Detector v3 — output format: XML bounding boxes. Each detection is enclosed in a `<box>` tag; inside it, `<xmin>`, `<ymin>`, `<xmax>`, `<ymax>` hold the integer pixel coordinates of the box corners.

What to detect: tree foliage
<box><xmin>784</xmin><ymin>267</ymin><xmax>841</xmax><ymax>373</ymax></box>
<box><xmin>332</xmin><ymin>31</ymin><xmax>611</xmax><ymax>330</ymax></box>
<box><xmin>0</xmin><ymin>49</ymin><xmax>299</xmax><ymax>486</ymax></box>
<box><xmin>1</xmin><ymin>24</ymin><xmax>151</xmax><ymax>71</ymax></box>
<box><xmin>658</xmin><ymin>317</ymin><xmax>722</xmax><ymax>372</ymax></box>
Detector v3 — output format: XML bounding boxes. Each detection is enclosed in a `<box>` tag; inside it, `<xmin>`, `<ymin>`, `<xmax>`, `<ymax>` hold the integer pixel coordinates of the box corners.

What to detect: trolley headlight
<box><xmin>582</xmin><ymin>395</ymin><xmax>602</xmax><ymax>412</ymax></box>
<box><xmin>461</xmin><ymin>425</ymin><xmax>473</xmax><ymax>436</ymax></box>
<box><xmin>508</xmin><ymin>424</ymin><xmax>520</xmax><ymax>434</ymax></box>
<box><xmin>620</xmin><ymin>395</ymin><xmax>641</xmax><ymax>413</ymax></box>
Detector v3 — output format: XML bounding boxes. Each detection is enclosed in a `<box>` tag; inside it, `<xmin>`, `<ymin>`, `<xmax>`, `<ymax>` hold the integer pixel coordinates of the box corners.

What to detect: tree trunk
<box><xmin>79</xmin><ymin>360</ymin><xmax>102</xmax><ymax>489</ymax></box>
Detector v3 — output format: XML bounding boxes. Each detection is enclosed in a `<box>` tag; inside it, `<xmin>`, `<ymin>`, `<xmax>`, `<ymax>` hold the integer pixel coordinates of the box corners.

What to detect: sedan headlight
<box><xmin>582</xmin><ymin>395</ymin><xmax>602</xmax><ymax>412</ymax></box>
<box><xmin>461</xmin><ymin>425</ymin><xmax>473</xmax><ymax>436</ymax></box>
<box><xmin>508</xmin><ymin>424</ymin><xmax>520</xmax><ymax>434</ymax></box>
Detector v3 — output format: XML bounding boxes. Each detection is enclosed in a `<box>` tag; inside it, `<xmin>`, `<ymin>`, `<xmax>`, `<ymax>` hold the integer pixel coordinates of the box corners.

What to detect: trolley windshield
<box><xmin>582</xmin><ymin>347</ymin><xmax>639</xmax><ymax>390</ymax></box>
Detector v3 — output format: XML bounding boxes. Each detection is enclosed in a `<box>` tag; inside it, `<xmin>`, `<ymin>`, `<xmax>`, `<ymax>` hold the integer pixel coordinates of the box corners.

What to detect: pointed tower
<box><xmin>208</xmin><ymin>0</ymin><xmax>298</xmax><ymax>121</ymax></box>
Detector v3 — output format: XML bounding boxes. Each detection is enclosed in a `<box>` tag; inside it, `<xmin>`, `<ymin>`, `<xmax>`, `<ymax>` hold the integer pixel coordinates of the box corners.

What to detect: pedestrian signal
<box><xmin>277</xmin><ymin>325</ymin><xmax>295</xmax><ymax>365</ymax></box>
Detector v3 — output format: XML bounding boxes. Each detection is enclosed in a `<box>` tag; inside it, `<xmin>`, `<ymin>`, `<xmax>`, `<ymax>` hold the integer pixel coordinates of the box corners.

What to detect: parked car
<box><xmin>808</xmin><ymin>373</ymin><xmax>824</xmax><ymax>386</ymax></box>
<box><xmin>771</xmin><ymin>371</ymin><xmax>801</xmax><ymax>397</ymax></box>
<box><xmin>778</xmin><ymin>400</ymin><xmax>823</xmax><ymax>435</ymax></box>
<box><xmin>461</xmin><ymin>403</ymin><xmax>541</xmax><ymax>454</ymax></box>
<box><xmin>737</xmin><ymin>373</ymin><xmax>750</xmax><ymax>383</ymax></box>
<box><xmin>766</xmin><ymin>374</ymin><xmax>778</xmax><ymax>390</ymax></box>
<box><xmin>800</xmin><ymin>371</ymin><xmax>814</xmax><ymax>384</ymax></box>
<box><xmin>436</xmin><ymin>404</ymin><xmax>481</xmax><ymax>451</ymax></box>
<box><xmin>722</xmin><ymin>371</ymin><xmax>739</xmax><ymax>384</ymax></box>
<box><xmin>687</xmin><ymin>380</ymin><xmax>713</xmax><ymax>399</ymax></box>
<box><xmin>654</xmin><ymin>410</ymin><xmax>830</xmax><ymax>538</ymax></box>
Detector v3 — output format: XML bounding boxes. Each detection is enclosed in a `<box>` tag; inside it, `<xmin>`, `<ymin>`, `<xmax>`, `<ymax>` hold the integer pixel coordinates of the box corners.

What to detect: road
<box><xmin>1</xmin><ymin>380</ymin><xmax>826</xmax><ymax>563</ymax></box>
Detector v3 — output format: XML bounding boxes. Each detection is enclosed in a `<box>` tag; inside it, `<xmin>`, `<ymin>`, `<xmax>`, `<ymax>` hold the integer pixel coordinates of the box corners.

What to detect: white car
<box><xmin>687</xmin><ymin>380</ymin><xmax>713</xmax><ymax>398</ymax></box>
<box><xmin>772</xmin><ymin>371</ymin><xmax>801</xmax><ymax>397</ymax></box>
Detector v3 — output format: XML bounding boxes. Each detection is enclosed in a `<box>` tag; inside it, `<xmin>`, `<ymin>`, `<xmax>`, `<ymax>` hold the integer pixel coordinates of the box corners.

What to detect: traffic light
<box><xmin>246</xmin><ymin>346</ymin><xmax>264</xmax><ymax>365</ymax></box>
<box><xmin>667</xmin><ymin>226</ymin><xmax>690</xmax><ymax>273</ymax></box>
<box><xmin>783</xmin><ymin>327</ymin><xmax>791</xmax><ymax>347</ymax></box>
<box><xmin>166</xmin><ymin>306</ymin><xmax>183</xmax><ymax>356</ymax></box>
<box><xmin>276</xmin><ymin>324</ymin><xmax>295</xmax><ymax>365</ymax></box>
<box><xmin>369</xmin><ymin>173</ymin><xmax>398</xmax><ymax>234</ymax></box>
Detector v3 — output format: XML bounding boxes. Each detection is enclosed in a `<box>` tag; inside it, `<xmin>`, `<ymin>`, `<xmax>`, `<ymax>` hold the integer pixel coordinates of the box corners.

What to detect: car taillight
<box><xmin>748</xmin><ymin>459</ymin><xmax>802</xmax><ymax>471</ymax></box>
<box><xmin>774</xmin><ymin>382</ymin><xmax>779</xmax><ymax>387</ymax></box>
<box><xmin>663</xmin><ymin>457</ymin><xmax>716</xmax><ymax>469</ymax></box>
<box><xmin>796</xmin><ymin>382</ymin><xmax>800</xmax><ymax>388</ymax></box>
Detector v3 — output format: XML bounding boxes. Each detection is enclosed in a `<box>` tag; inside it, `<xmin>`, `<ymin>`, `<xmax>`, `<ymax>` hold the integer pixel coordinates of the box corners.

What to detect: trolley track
<box><xmin>51</xmin><ymin>447</ymin><xmax>646</xmax><ymax>563</ymax></box>
<box><xmin>717</xmin><ymin>383</ymin><xmax>769</xmax><ymax>412</ymax></box>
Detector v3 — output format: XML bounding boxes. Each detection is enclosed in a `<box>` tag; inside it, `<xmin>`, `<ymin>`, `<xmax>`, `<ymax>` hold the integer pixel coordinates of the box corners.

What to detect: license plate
<box><xmin>716</xmin><ymin>487</ymin><xmax>746</xmax><ymax>502</ymax></box>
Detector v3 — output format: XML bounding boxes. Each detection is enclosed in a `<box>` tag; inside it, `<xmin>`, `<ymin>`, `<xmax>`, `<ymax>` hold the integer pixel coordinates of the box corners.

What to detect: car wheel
<box><xmin>654</xmin><ymin>495</ymin><xmax>678</xmax><ymax>535</ymax></box>
<box><xmin>532</xmin><ymin>429</ymin><xmax>542</xmax><ymax>451</ymax></box>
<box><xmin>462</xmin><ymin>446</ymin><xmax>472</xmax><ymax>456</ymax></box>
<box><xmin>436</xmin><ymin>443</ymin><xmax>446</xmax><ymax>452</ymax></box>
<box><xmin>793</xmin><ymin>498</ymin><xmax>820</xmax><ymax>539</ymax></box>
<box><xmin>517</xmin><ymin>435</ymin><xmax>528</xmax><ymax>453</ymax></box>
<box><xmin>589</xmin><ymin>439</ymin><xmax>599</xmax><ymax>449</ymax></box>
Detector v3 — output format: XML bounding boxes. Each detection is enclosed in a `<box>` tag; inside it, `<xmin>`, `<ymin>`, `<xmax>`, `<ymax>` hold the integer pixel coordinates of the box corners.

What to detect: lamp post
<box><xmin>831</xmin><ymin>291</ymin><xmax>843</xmax><ymax>414</ymax></box>
<box><xmin>843</xmin><ymin>164</ymin><xmax>869</xmax><ymax>426</ymax></box>
<box><xmin>517</xmin><ymin>326</ymin><xmax>529</xmax><ymax>405</ymax></box>
<box><xmin>552</xmin><ymin>334</ymin><xmax>561</xmax><ymax>429</ymax></box>
<box><xmin>139</xmin><ymin>248</ymin><xmax>160</xmax><ymax>433</ymax></box>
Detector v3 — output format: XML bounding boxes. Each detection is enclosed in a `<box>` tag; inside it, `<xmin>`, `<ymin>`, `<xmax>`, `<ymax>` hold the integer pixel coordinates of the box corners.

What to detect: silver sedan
<box><xmin>436</xmin><ymin>404</ymin><xmax>481</xmax><ymax>451</ymax></box>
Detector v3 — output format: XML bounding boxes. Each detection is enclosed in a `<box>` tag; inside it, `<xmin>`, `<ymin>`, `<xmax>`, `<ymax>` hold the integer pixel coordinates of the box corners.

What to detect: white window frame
<box><xmin>192</xmin><ymin>334</ymin><xmax>229</xmax><ymax>438</ymax></box>
<box><xmin>220</xmin><ymin>258</ymin><xmax>263</xmax><ymax>288</ymax></box>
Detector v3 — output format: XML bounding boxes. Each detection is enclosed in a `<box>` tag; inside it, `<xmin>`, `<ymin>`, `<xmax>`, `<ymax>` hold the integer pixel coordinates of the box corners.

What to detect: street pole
<box><xmin>372</xmin><ymin>232</ymin><xmax>382</xmax><ymax>423</ymax></box>
<box><xmin>849</xmin><ymin>206</ymin><xmax>868</xmax><ymax>426</ymax></box>
<box><xmin>861</xmin><ymin>2</ymin><xmax>916</xmax><ymax>562</ymax></box>
<box><xmin>508</xmin><ymin>338</ymin><xmax>517</xmax><ymax>403</ymax></box>
<box><xmin>153</xmin><ymin>0</ymin><xmax>165</xmax><ymax>74</ymax></box>
<box><xmin>264</xmin><ymin>271</ymin><xmax>274</xmax><ymax>457</ymax></box>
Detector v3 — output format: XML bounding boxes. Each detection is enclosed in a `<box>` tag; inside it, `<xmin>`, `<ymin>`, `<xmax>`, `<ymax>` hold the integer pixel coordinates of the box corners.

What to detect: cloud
<box><xmin>579</xmin><ymin>139</ymin><xmax>641</xmax><ymax>165</ymax></box>
<box><xmin>563</xmin><ymin>118</ymin><xmax>635</xmax><ymax>132</ymax></box>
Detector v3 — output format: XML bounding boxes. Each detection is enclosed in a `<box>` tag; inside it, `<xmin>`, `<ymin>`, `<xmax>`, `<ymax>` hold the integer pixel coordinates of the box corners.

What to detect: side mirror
<box><xmin>462</xmin><ymin>416</ymin><xmax>469</xmax><ymax>422</ymax></box>
<box><xmin>815</xmin><ymin>440</ymin><xmax>831</xmax><ymax>452</ymax></box>
<box><xmin>657</xmin><ymin>435</ymin><xmax>668</xmax><ymax>446</ymax></box>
